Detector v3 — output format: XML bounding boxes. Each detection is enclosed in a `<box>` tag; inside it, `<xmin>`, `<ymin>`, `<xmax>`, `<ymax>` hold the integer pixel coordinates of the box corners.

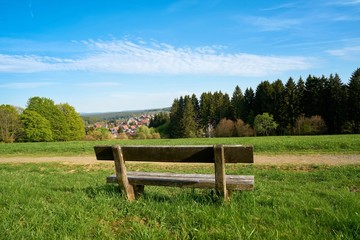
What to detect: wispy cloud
<box><xmin>0</xmin><ymin>81</ymin><xmax>57</xmax><ymax>89</ymax></box>
<box><xmin>77</xmin><ymin>82</ymin><xmax>122</xmax><ymax>87</ymax></box>
<box><xmin>326</xmin><ymin>45</ymin><xmax>360</xmax><ymax>59</ymax></box>
<box><xmin>260</xmin><ymin>2</ymin><xmax>299</xmax><ymax>11</ymax></box>
<box><xmin>242</xmin><ymin>16</ymin><xmax>302</xmax><ymax>31</ymax></box>
<box><xmin>331</xmin><ymin>0</ymin><xmax>360</xmax><ymax>5</ymax></box>
<box><xmin>0</xmin><ymin>39</ymin><xmax>315</xmax><ymax>77</ymax></box>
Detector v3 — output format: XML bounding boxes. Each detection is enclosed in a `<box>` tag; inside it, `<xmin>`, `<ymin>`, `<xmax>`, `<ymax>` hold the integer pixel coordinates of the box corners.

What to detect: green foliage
<box><xmin>0</xmin><ymin>105</ymin><xmax>20</xmax><ymax>143</ymax></box>
<box><xmin>169</xmin><ymin>95</ymin><xmax>198</xmax><ymax>138</ymax></box>
<box><xmin>149</xmin><ymin>112</ymin><xmax>169</xmax><ymax>128</ymax></box>
<box><xmin>0</xmin><ymin>163</ymin><xmax>359</xmax><ymax>239</ymax></box>
<box><xmin>19</xmin><ymin>110</ymin><xmax>53</xmax><ymax>142</ymax></box>
<box><xmin>135</xmin><ymin>126</ymin><xmax>160</xmax><ymax>139</ymax></box>
<box><xmin>295</xmin><ymin>115</ymin><xmax>327</xmax><ymax>135</ymax></box>
<box><xmin>254</xmin><ymin>113</ymin><xmax>278</xmax><ymax>136</ymax></box>
<box><xmin>0</xmin><ymin>135</ymin><xmax>360</xmax><ymax>157</ymax></box>
<box><xmin>26</xmin><ymin>97</ymin><xmax>69</xmax><ymax>141</ymax></box>
<box><xmin>85</xmin><ymin>127</ymin><xmax>113</xmax><ymax>140</ymax></box>
<box><xmin>348</xmin><ymin>68</ymin><xmax>360</xmax><ymax>133</ymax></box>
<box><xmin>57</xmin><ymin>103</ymin><xmax>85</xmax><ymax>140</ymax></box>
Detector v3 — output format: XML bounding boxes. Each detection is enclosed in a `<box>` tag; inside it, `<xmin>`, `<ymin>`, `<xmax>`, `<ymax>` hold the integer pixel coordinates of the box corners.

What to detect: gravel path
<box><xmin>1</xmin><ymin>154</ymin><xmax>360</xmax><ymax>165</ymax></box>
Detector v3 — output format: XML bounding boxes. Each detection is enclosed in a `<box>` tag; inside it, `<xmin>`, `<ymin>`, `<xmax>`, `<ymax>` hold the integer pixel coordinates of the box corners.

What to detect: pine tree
<box><xmin>254</xmin><ymin>81</ymin><xmax>274</xmax><ymax>115</ymax></box>
<box><xmin>180</xmin><ymin>96</ymin><xmax>198</xmax><ymax>138</ymax></box>
<box><xmin>243</xmin><ymin>88</ymin><xmax>255</xmax><ymax>125</ymax></box>
<box><xmin>323</xmin><ymin>74</ymin><xmax>346</xmax><ymax>133</ymax></box>
<box><xmin>348</xmin><ymin>68</ymin><xmax>360</xmax><ymax>133</ymax></box>
<box><xmin>230</xmin><ymin>85</ymin><xmax>245</xmax><ymax>120</ymax></box>
<box><xmin>271</xmin><ymin>79</ymin><xmax>285</xmax><ymax>134</ymax></box>
<box><xmin>284</xmin><ymin>77</ymin><xmax>300</xmax><ymax>134</ymax></box>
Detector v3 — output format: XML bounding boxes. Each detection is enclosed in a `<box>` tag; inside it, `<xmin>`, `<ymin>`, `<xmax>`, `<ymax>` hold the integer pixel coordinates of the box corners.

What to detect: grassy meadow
<box><xmin>0</xmin><ymin>134</ymin><xmax>360</xmax><ymax>157</ymax></box>
<box><xmin>0</xmin><ymin>135</ymin><xmax>359</xmax><ymax>239</ymax></box>
<box><xmin>0</xmin><ymin>163</ymin><xmax>359</xmax><ymax>239</ymax></box>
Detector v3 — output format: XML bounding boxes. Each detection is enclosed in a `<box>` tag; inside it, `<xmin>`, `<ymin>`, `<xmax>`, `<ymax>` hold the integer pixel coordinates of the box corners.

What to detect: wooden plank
<box><xmin>112</xmin><ymin>146</ymin><xmax>135</xmax><ymax>201</ymax></box>
<box><xmin>94</xmin><ymin>145</ymin><xmax>254</xmax><ymax>163</ymax></box>
<box><xmin>214</xmin><ymin>144</ymin><xmax>228</xmax><ymax>200</ymax></box>
<box><xmin>106</xmin><ymin>173</ymin><xmax>254</xmax><ymax>191</ymax></box>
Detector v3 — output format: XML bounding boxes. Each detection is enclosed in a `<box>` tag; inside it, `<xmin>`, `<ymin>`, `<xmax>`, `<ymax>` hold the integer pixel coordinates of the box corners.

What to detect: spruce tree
<box><xmin>230</xmin><ymin>85</ymin><xmax>245</xmax><ymax>120</ymax></box>
<box><xmin>348</xmin><ymin>68</ymin><xmax>360</xmax><ymax>133</ymax></box>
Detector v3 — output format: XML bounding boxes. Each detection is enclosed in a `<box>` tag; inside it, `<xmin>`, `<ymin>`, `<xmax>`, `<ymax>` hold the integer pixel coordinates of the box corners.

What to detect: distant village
<box><xmin>87</xmin><ymin>114</ymin><xmax>154</xmax><ymax>138</ymax></box>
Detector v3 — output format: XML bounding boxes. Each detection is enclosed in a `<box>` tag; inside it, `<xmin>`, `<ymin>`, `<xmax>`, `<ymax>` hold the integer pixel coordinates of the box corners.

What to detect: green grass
<box><xmin>0</xmin><ymin>163</ymin><xmax>359</xmax><ymax>239</ymax></box>
<box><xmin>1</xmin><ymin>134</ymin><xmax>360</xmax><ymax>157</ymax></box>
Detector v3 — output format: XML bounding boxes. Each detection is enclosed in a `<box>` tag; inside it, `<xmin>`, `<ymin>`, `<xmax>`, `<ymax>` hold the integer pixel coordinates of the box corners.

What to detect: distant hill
<box><xmin>81</xmin><ymin>107</ymin><xmax>170</xmax><ymax>121</ymax></box>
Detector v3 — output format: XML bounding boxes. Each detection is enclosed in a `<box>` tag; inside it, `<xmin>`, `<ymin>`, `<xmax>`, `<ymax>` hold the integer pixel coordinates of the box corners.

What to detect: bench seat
<box><xmin>107</xmin><ymin>172</ymin><xmax>254</xmax><ymax>190</ymax></box>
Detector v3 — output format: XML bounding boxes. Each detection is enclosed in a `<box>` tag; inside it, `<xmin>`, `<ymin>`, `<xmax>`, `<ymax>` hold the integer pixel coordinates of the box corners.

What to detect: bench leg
<box><xmin>112</xmin><ymin>145</ymin><xmax>135</xmax><ymax>201</ymax></box>
<box><xmin>214</xmin><ymin>145</ymin><xmax>229</xmax><ymax>201</ymax></box>
<box><xmin>134</xmin><ymin>185</ymin><xmax>145</xmax><ymax>199</ymax></box>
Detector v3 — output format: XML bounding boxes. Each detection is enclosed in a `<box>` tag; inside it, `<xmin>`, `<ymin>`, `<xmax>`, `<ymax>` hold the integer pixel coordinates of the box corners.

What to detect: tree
<box><xmin>348</xmin><ymin>68</ymin><xmax>360</xmax><ymax>133</ymax></box>
<box><xmin>0</xmin><ymin>105</ymin><xmax>21</xmax><ymax>143</ymax></box>
<box><xmin>180</xmin><ymin>95</ymin><xmax>198</xmax><ymax>138</ymax></box>
<box><xmin>284</xmin><ymin>77</ymin><xmax>300</xmax><ymax>134</ymax></box>
<box><xmin>199</xmin><ymin>92</ymin><xmax>215</xmax><ymax>129</ymax></box>
<box><xmin>19</xmin><ymin>109</ymin><xmax>53</xmax><ymax>142</ymax></box>
<box><xmin>57</xmin><ymin>103</ymin><xmax>85</xmax><ymax>140</ymax></box>
<box><xmin>230</xmin><ymin>86</ymin><xmax>245</xmax><ymax>120</ymax></box>
<box><xmin>26</xmin><ymin>97</ymin><xmax>69</xmax><ymax>141</ymax></box>
<box><xmin>215</xmin><ymin>118</ymin><xmax>236</xmax><ymax>137</ymax></box>
<box><xmin>254</xmin><ymin>81</ymin><xmax>274</xmax><ymax>115</ymax></box>
<box><xmin>271</xmin><ymin>79</ymin><xmax>285</xmax><ymax>133</ymax></box>
<box><xmin>323</xmin><ymin>74</ymin><xmax>347</xmax><ymax>134</ymax></box>
<box><xmin>303</xmin><ymin>75</ymin><xmax>326</xmax><ymax>117</ymax></box>
<box><xmin>168</xmin><ymin>98</ymin><xmax>182</xmax><ymax>138</ymax></box>
<box><xmin>254</xmin><ymin>113</ymin><xmax>278</xmax><ymax>136</ymax></box>
<box><xmin>149</xmin><ymin>112</ymin><xmax>170</xmax><ymax>128</ymax></box>
<box><xmin>243</xmin><ymin>88</ymin><xmax>255</xmax><ymax>125</ymax></box>
<box><xmin>297</xmin><ymin>77</ymin><xmax>305</xmax><ymax>115</ymax></box>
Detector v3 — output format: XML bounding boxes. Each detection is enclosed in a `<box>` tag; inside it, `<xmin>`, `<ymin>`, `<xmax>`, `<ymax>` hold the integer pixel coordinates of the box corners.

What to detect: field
<box><xmin>1</xmin><ymin>134</ymin><xmax>360</xmax><ymax>157</ymax></box>
<box><xmin>0</xmin><ymin>135</ymin><xmax>359</xmax><ymax>239</ymax></box>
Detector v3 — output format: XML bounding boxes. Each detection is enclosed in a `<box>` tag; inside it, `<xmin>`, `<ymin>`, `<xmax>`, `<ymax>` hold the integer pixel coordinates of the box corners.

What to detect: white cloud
<box><xmin>0</xmin><ymin>39</ymin><xmax>315</xmax><ymax>77</ymax></box>
<box><xmin>242</xmin><ymin>16</ymin><xmax>302</xmax><ymax>31</ymax></box>
<box><xmin>326</xmin><ymin>45</ymin><xmax>360</xmax><ymax>59</ymax></box>
<box><xmin>77</xmin><ymin>82</ymin><xmax>122</xmax><ymax>87</ymax></box>
<box><xmin>331</xmin><ymin>0</ymin><xmax>360</xmax><ymax>5</ymax></box>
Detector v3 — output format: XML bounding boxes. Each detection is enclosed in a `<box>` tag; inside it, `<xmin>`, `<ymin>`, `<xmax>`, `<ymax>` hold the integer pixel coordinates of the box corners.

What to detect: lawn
<box><xmin>0</xmin><ymin>134</ymin><xmax>360</xmax><ymax>157</ymax></box>
<box><xmin>0</xmin><ymin>163</ymin><xmax>359</xmax><ymax>239</ymax></box>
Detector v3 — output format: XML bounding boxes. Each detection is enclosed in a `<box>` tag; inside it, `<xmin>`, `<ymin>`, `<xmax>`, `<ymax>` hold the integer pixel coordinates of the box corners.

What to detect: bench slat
<box><xmin>94</xmin><ymin>145</ymin><xmax>253</xmax><ymax>163</ymax></box>
<box><xmin>106</xmin><ymin>172</ymin><xmax>254</xmax><ymax>191</ymax></box>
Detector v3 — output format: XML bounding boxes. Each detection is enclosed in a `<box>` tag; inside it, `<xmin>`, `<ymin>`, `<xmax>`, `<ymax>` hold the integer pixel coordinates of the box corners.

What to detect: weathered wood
<box><xmin>112</xmin><ymin>146</ymin><xmax>135</xmax><ymax>201</ymax></box>
<box><xmin>106</xmin><ymin>173</ymin><xmax>254</xmax><ymax>190</ymax></box>
<box><xmin>214</xmin><ymin>145</ymin><xmax>228</xmax><ymax>200</ymax></box>
<box><xmin>94</xmin><ymin>144</ymin><xmax>254</xmax><ymax>201</ymax></box>
<box><xmin>94</xmin><ymin>145</ymin><xmax>253</xmax><ymax>163</ymax></box>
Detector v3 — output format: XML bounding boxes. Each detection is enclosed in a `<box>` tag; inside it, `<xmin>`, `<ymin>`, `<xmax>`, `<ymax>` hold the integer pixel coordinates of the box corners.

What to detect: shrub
<box><xmin>215</xmin><ymin>118</ymin><xmax>236</xmax><ymax>137</ymax></box>
<box><xmin>295</xmin><ymin>115</ymin><xmax>327</xmax><ymax>135</ymax></box>
<box><xmin>235</xmin><ymin>119</ymin><xmax>254</xmax><ymax>137</ymax></box>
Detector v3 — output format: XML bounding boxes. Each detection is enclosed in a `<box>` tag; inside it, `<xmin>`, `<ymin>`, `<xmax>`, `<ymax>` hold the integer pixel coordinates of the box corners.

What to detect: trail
<box><xmin>1</xmin><ymin>154</ymin><xmax>359</xmax><ymax>165</ymax></box>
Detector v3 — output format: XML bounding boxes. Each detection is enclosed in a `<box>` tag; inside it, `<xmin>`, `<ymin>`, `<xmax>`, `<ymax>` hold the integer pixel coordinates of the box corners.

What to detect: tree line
<box><xmin>152</xmin><ymin>68</ymin><xmax>360</xmax><ymax>138</ymax></box>
<box><xmin>0</xmin><ymin>97</ymin><xmax>85</xmax><ymax>143</ymax></box>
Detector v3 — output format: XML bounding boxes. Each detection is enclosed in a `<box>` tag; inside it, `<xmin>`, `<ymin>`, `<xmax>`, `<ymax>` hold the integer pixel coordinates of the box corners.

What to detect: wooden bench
<box><xmin>94</xmin><ymin>145</ymin><xmax>254</xmax><ymax>201</ymax></box>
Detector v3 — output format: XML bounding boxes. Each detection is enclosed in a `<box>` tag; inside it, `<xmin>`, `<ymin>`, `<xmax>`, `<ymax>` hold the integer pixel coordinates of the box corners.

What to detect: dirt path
<box><xmin>1</xmin><ymin>154</ymin><xmax>360</xmax><ymax>165</ymax></box>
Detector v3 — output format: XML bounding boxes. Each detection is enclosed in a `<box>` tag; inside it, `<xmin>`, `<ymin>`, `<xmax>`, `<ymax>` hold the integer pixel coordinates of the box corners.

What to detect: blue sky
<box><xmin>1</xmin><ymin>0</ymin><xmax>359</xmax><ymax>113</ymax></box>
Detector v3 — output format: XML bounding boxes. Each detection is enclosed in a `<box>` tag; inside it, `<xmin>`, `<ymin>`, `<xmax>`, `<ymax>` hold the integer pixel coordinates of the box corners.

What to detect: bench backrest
<box><xmin>94</xmin><ymin>145</ymin><xmax>253</xmax><ymax>163</ymax></box>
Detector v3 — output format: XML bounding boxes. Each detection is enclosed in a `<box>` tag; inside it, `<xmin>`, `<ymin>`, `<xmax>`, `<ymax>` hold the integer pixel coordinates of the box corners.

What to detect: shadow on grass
<box><xmin>82</xmin><ymin>184</ymin><xmax>235</xmax><ymax>205</ymax></box>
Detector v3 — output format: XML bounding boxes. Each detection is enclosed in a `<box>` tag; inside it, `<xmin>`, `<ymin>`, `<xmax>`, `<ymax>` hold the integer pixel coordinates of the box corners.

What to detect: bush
<box><xmin>254</xmin><ymin>113</ymin><xmax>278</xmax><ymax>136</ymax></box>
<box><xmin>235</xmin><ymin>119</ymin><xmax>254</xmax><ymax>137</ymax></box>
<box><xmin>295</xmin><ymin>115</ymin><xmax>327</xmax><ymax>135</ymax></box>
<box><xmin>215</xmin><ymin>119</ymin><xmax>236</xmax><ymax>137</ymax></box>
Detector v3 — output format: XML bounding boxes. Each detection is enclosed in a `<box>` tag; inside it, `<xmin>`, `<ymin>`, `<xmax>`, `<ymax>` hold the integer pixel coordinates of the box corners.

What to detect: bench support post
<box><xmin>214</xmin><ymin>145</ymin><xmax>228</xmax><ymax>201</ymax></box>
<box><xmin>112</xmin><ymin>145</ymin><xmax>135</xmax><ymax>201</ymax></box>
